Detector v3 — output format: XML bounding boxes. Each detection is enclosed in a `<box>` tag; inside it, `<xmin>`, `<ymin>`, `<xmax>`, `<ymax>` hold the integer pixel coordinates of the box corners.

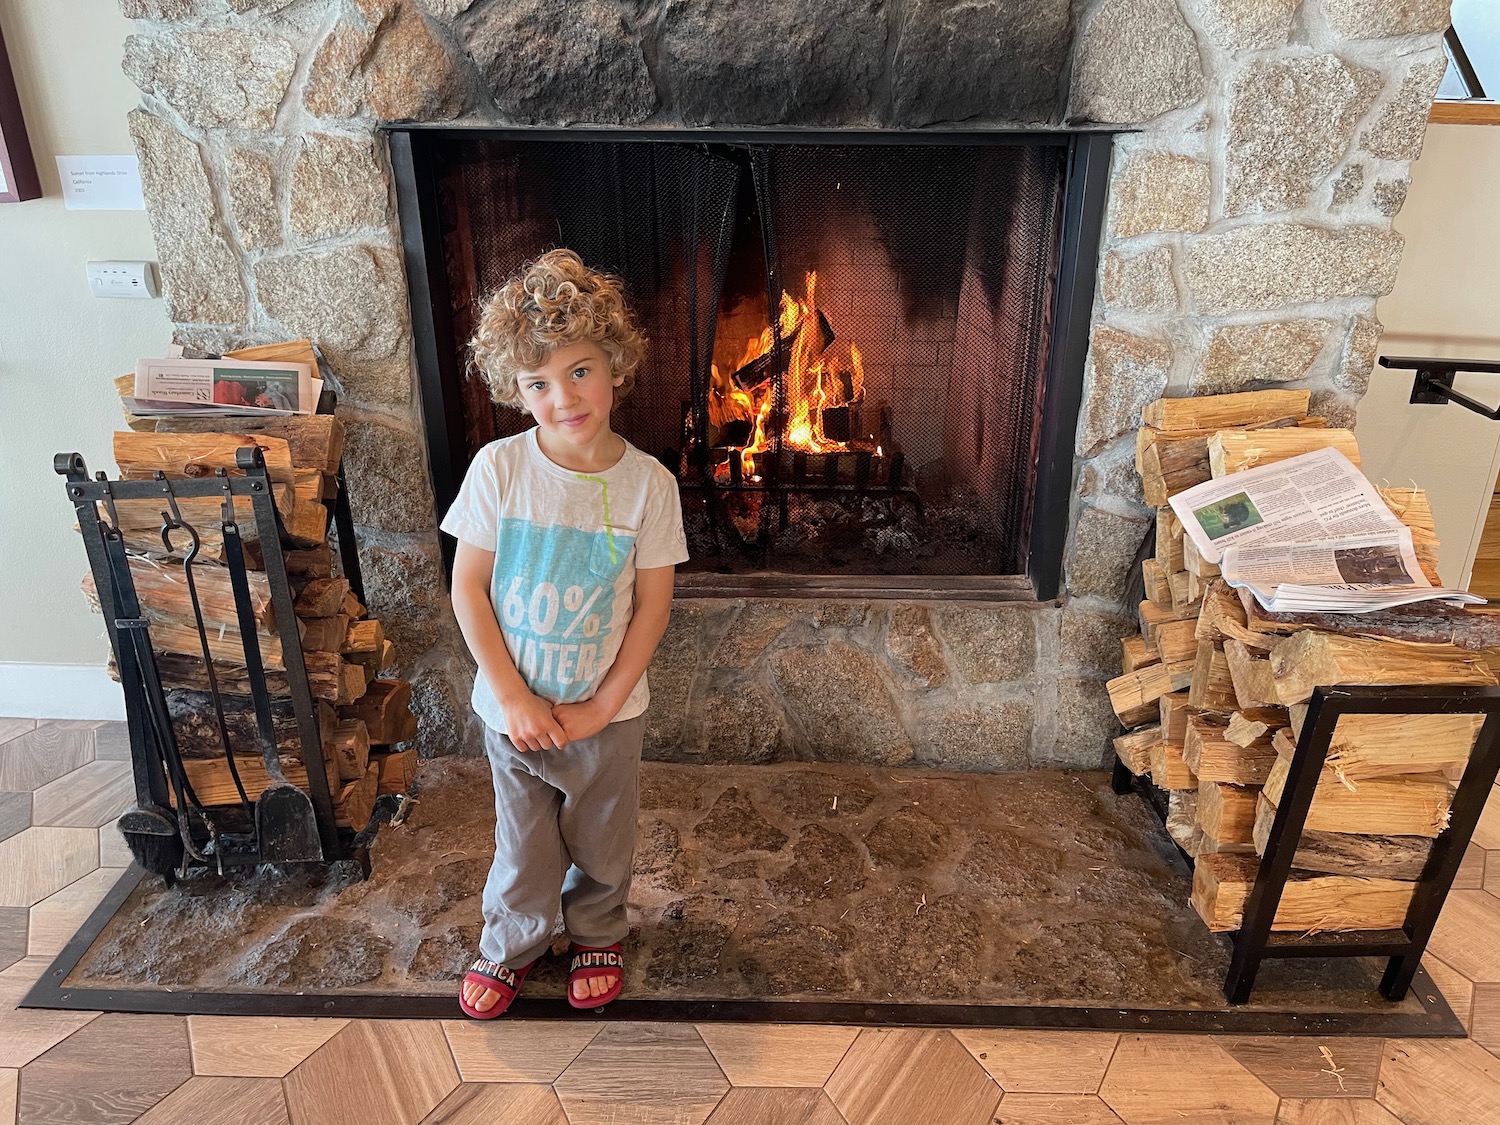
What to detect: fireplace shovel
<box><xmin>221</xmin><ymin>500</ymin><xmax>323</xmax><ymax>864</ymax></box>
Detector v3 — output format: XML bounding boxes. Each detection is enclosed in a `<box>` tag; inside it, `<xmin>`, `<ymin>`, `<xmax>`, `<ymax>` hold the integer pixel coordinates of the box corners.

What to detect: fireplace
<box><xmin>391</xmin><ymin>130</ymin><xmax>1111</xmax><ymax>600</ymax></box>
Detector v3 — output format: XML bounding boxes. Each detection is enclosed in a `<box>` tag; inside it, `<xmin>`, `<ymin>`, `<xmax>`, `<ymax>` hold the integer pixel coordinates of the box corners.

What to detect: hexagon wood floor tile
<box><xmin>16</xmin><ymin>1013</ymin><xmax>191</xmax><ymax>1125</ymax></box>
<box><xmin>0</xmin><ymin>719</ymin><xmax>35</xmax><ymax>746</ymax></box>
<box><xmin>1376</xmin><ymin>1037</ymin><xmax>1500</xmax><ymax>1125</ymax></box>
<box><xmin>1215</xmin><ymin>1036</ymin><xmax>1382</xmax><ymax>1099</ymax></box>
<box><xmin>1419</xmin><ymin>954</ymin><xmax>1473</xmax><ymax>1030</ymax></box>
<box><xmin>1455</xmin><ymin>842</ymin><xmax>1486</xmax><ymax>890</ymax></box>
<box><xmin>0</xmin><ymin>827</ymin><xmax>100</xmax><ymax>907</ymax></box>
<box><xmin>0</xmin><ymin>906</ymin><xmax>26</xmax><ymax>973</ymax></box>
<box><xmin>440</xmin><ymin>1021</ymin><xmax>599</xmax><ymax>1082</ymax></box>
<box><xmin>0</xmin><ymin>791</ymin><xmax>29</xmax><ymax>845</ymax></box>
<box><xmin>187</xmin><ymin>1016</ymin><xmax>349</xmax><ymax>1077</ymax></box>
<box><xmin>416</xmin><ymin>1083</ymin><xmax>569</xmax><ymax>1125</ymax></box>
<box><xmin>2</xmin><ymin>1068</ymin><xmax>16</xmax><ymax>1125</ymax></box>
<box><xmin>991</xmin><ymin>1093</ymin><xmax>1126</xmax><ymax>1124</ymax></box>
<box><xmin>702</xmin><ymin>1086</ymin><xmax>846</xmax><ymax>1125</ymax></box>
<box><xmin>1274</xmin><ymin>1100</ymin><xmax>1406</xmax><ymax>1124</ymax></box>
<box><xmin>0</xmin><ymin>958</ymin><xmax>99</xmax><ymax>1069</ymax></box>
<box><xmin>283</xmin><ymin>1020</ymin><xmax>458</xmax><ymax>1125</ymax></box>
<box><xmin>1466</xmin><ymin>982</ymin><xmax>1500</xmax><ymax>1056</ymax></box>
<box><xmin>131</xmin><ymin>1076</ymin><xmax>290</xmax><ymax>1125</ymax></box>
<box><xmin>99</xmin><ymin>819</ymin><xmax>133</xmax><ymax>868</ymax></box>
<box><xmin>1428</xmin><ymin>889</ymin><xmax>1500</xmax><ymax>983</ymax></box>
<box><xmin>552</xmin><ymin>1022</ymin><xmax>729</xmax><ymax>1125</ymax></box>
<box><xmin>1098</xmin><ymin>1034</ymin><xmax>1279</xmax><ymax>1125</ymax></box>
<box><xmin>695</xmin><ymin>1023</ymin><xmax>860</xmax><ymax>1087</ymax></box>
<box><xmin>30</xmin><ymin>760</ymin><xmax>133</xmax><ymax>829</ymax></box>
<box><xmin>0</xmin><ymin>727</ymin><xmax>94</xmax><ymax>791</ymax></box>
<box><xmin>91</xmin><ymin>722</ymin><xmax>131</xmax><ymax>761</ymax></box>
<box><xmin>953</xmin><ymin>1029</ymin><xmax>1118</xmax><ymax>1093</ymax></box>
<box><xmin>825</xmin><ymin>1029</ymin><xmax>1001</xmax><ymax>1125</ymax></box>
<box><xmin>26</xmin><ymin>868</ymin><xmax>121</xmax><ymax>959</ymax></box>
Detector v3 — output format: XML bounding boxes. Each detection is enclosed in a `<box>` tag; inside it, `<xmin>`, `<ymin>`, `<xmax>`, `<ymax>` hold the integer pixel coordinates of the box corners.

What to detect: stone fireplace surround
<box><xmin>117</xmin><ymin>0</ymin><xmax>1451</xmax><ymax>770</ymax></box>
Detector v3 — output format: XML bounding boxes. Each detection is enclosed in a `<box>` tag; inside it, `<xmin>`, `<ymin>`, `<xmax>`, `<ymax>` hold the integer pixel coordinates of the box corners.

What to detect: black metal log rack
<box><xmin>57</xmin><ymin>443</ymin><xmax>387</xmax><ymax>881</ymax></box>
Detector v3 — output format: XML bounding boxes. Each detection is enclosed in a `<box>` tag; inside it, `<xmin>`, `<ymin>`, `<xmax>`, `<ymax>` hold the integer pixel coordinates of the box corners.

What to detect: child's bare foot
<box><xmin>458</xmin><ymin>956</ymin><xmax>533</xmax><ymax>1020</ymax></box>
<box><xmin>567</xmin><ymin>942</ymin><xmax>624</xmax><ymax>1009</ymax></box>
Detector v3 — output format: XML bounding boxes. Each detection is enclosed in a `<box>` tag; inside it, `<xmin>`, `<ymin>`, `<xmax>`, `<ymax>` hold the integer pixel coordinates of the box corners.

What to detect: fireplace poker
<box><xmin>158</xmin><ymin>487</ymin><xmax>255</xmax><ymax>841</ymax></box>
<box><xmin>220</xmin><ymin>494</ymin><xmax>324</xmax><ymax>864</ymax></box>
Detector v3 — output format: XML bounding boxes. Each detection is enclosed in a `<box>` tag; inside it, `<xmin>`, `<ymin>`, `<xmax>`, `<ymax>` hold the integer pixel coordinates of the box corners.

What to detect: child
<box><xmin>441</xmin><ymin>249</ymin><xmax>688</xmax><ymax>1018</ymax></box>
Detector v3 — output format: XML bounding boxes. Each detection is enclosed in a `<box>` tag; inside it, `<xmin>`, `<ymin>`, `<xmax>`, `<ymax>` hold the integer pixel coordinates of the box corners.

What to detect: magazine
<box><xmin>133</xmin><ymin>356</ymin><xmax>317</xmax><ymax>416</ymax></box>
<box><xmin>1169</xmin><ymin>448</ymin><xmax>1485</xmax><ymax>614</ymax></box>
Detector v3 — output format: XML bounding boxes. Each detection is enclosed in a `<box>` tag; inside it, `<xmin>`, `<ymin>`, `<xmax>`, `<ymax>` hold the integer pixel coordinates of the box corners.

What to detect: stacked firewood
<box><xmin>1107</xmin><ymin>388</ymin><xmax>1498</xmax><ymax>934</ymax></box>
<box><xmin>90</xmin><ymin>340</ymin><xmax>419</xmax><ymax>832</ymax></box>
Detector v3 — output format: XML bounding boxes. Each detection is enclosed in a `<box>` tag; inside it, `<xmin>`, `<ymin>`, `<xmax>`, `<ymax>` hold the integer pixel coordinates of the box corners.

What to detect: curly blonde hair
<box><xmin>469</xmin><ymin>249</ymin><xmax>646</xmax><ymax>410</ymax></box>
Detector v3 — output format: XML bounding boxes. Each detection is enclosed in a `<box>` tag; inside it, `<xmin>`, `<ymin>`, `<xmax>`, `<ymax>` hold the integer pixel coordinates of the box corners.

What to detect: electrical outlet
<box><xmin>86</xmin><ymin>260</ymin><xmax>158</xmax><ymax>300</ymax></box>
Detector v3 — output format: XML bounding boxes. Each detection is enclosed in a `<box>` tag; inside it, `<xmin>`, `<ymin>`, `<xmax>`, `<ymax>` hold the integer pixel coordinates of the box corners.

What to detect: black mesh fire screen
<box><xmin>434</xmin><ymin>138</ymin><xmax>1066</xmax><ymax>577</ymax></box>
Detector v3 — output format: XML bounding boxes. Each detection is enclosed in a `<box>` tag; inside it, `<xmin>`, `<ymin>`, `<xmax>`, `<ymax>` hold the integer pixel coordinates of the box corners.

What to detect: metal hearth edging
<box><xmin>22</xmin><ymin>864</ymin><xmax>1464</xmax><ymax>1036</ymax></box>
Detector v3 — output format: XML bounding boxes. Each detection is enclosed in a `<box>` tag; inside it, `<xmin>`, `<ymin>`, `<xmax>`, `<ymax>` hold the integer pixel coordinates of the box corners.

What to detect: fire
<box><xmin>707</xmin><ymin>272</ymin><xmax>865</xmax><ymax>476</ymax></box>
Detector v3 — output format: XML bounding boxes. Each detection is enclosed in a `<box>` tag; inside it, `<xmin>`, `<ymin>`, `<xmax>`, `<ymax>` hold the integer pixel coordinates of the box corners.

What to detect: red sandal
<box><xmin>458</xmin><ymin>955</ymin><xmax>535</xmax><ymax>1020</ymax></box>
<box><xmin>566</xmin><ymin>942</ymin><xmax>624</xmax><ymax>1010</ymax></box>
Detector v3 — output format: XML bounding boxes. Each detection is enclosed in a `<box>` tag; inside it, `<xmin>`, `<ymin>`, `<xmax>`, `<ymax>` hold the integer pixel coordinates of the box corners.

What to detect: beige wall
<box><xmin>1357</xmin><ymin>123</ymin><xmax>1500</xmax><ymax>587</ymax></box>
<box><xmin>0</xmin><ymin>0</ymin><xmax>170</xmax><ymax>675</ymax></box>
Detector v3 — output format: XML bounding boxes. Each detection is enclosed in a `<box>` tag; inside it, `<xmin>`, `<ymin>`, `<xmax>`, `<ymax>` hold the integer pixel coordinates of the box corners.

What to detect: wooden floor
<box><xmin>4</xmin><ymin>718</ymin><xmax>1500</xmax><ymax>1124</ymax></box>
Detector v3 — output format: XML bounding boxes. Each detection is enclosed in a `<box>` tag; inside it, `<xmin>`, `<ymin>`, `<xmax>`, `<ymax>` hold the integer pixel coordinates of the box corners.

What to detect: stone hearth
<box><xmin>116</xmin><ymin>0</ymin><xmax>1452</xmax><ymax>767</ymax></box>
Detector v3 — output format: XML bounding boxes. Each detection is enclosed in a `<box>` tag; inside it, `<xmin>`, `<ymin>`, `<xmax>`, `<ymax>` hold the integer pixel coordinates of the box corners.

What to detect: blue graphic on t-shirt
<box><xmin>490</xmin><ymin>516</ymin><xmax>633</xmax><ymax>704</ymax></box>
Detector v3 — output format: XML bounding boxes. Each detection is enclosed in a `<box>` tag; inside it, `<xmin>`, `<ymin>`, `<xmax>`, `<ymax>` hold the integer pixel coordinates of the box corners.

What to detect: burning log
<box><xmin>731</xmin><ymin>308</ymin><xmax>835</xmax><ymax>391</ymax></box>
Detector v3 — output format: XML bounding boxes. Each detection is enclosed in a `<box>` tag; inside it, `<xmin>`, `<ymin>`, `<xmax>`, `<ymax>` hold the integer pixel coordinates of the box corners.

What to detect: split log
<box><xmin>1114</xmin><ymin>725</ymin><xmax>1159</xmax><ymax>775</ymax></box>
<box><xmin>1167</xmin><ymin>790</ymin><xmax>1203</xmax><ymax>855</ymax></box>
<box><xmin>1225</xmin><ymin>706</ymin><xmax>1288</xmax><ymax>748</ymax></box>
<box><xmin>164</xmin><ymin>689</ymin><xmax>335</xmax><ymax>760</ymax></box>
<box><xmin>338</xmin><ymin>660</ymin><xmax>369</xmax><ymax>706</ymax></box>
<box><xmin>114</xmin><ymin>430</ymin><xmax>296</xmax><ymax>486</ymax></box>
<box><xmin>1122</xmin><ymin>634</ymin><xmax>1159</xmax><ymax>673</ymax></box>
<box><xmin>1188</xmin><ymin>641</ymin><xmax>1238</xmax><ymax>713</ymax></box>
<box><xmin>1267</xmin><ymin>632</ymin><xmax>1497</xmax><ymax>705</ymax></box>
<box><xmin>1184</xmin><ymin>713</ymin><xmax>1279</xmax><ymax>785</ymax></box>
<box><xmin>1140</xmin><ymin>435</ymin><xmax>1213</xmax><ymax>508</ymax></box>
<box><xmin>1196</xmin><ymin>579</ymin><xmax>1279</xmax><ymax>650</ymax></box>
<box><xmin>1224</xmin><ymin>639</ymin><xmax>1277</xmax><ymax>709</ymax></box>
<box><xmin>1155</xmin><ymin>508</ymin><xmax>1185</xmax><ymax>573</ymax></box>
<box><xmin>224</xmin><ymin>337</ymin><xmax>319</xmax><ymax>372</ymax></box>
<box><xmin>1191</xmin><ymin>851</ymin><xmax>1415</xmax><ymax>933</ymax></box>
<box><xmin>300</xmin><ymin>615</ymin><xmax>349</xmax><ymax>653</ymax></box>
<box><xmin>1262</xmin><ymin>753</ymin><xmax>1454</xmax><ymax>837</ymax></box>
<box><xmin>1154</xmin><ymin>617</ymin><xmax>1199</xmax><ymax>668</ymax></box>
<box><xmin>103</xmin><ymin>492</ymin><xmax>280</xmax><ymax>563</ymax></box>
<box><xmin>1143</xmin><ymin>389</ymin><xmax>1312</xmax><ymax>432</ymax></box>
<box><xmin>1142</xmin><ymin>559</ymin><xmax>1172</xmax><ymax>606</ymax></box>
<box><xmin>1275</xmin><ymin>711</ymin><xmax>1480</xmax><ymax>782</ymax></box>
<box><xmin>81</xmin><ymin>556</ymin><xmax>277</xmax><ymax>636</ymax></box>
<box><xmin>176</xmin><ymin>750</ymin><xmax>339</xmax><ymax>809</ymax></box>
<box><xmin>1183</xmin><ymin>536</ymin><xmax>1220</xmax><ymax>580</ymax></box>
<box><xmin>1167</xmin><ymin>569</ymin><xmax>1198</xmax><ymax>613</ymax></box>
<box><xmin>1379</xmin><ymin>486</ymin><xmax>1440</xmax><ymax>573</ymax></box>
<box><xmin>1150</xmin><ymin>738</ymin><xmax>1198</xmax><ymax>790</ymax></box>
<box><xmin>342</xmin><ymin>619</ymin><xmax>384</xmax><ymax>657</ymax></box>
<box><xmin>155</xmin><ymin>407</ymin><xmax>343</xmax><ymax>476</ymax></box>
<box><xmin>282</xmin><ymin>494</ymin><xmax>327</xmax><ymax>548</ymax></box>
<box><xmin>1207</xmin><ymin>427</ymin><xmax>1361</xmax><ymax>477</ymax></box>
<box><xmin>340</xmin><ymin>678</ymin><xmax>418</xmax><ymax>744</ymax></box>
<box><xmin>374</xmin><ymin>748</ymin><xmax>418</xmax><ymax>795</ymax></box>
<box><xmin>1252</xmin><ymin>795</ymin><xmax>1433</xmax><ymax>880</ymax></box>
<box><xmin>1197</xmin><ymin>827</ymin><xmax>1255</xmax><ymax>856</ymax></box>
<box><xmin>294</xmin><ymin>578</ymin><xmax>350</xmax><ymax>619</ymax></box>
<box><xmin>1241</xmin><ymin>588</ymin><xmax>1500</xmax><ymax>652</ymax></box>
<box><xmin>1108</xmin><ymin>664</ymin><xmax>1177</xmax><ymax>727</ymax></box>
<box><xmin>1198</xmin><ymin>781</ymin><xmax>1259</xmax><ymax>846</ymax></box>
<box><xmin>1140</xmin><ymin>600</ymin><xmax>1198</xmax><ymax>646</ymax></box>
<box><xmin>150</xmin><ymin>649</ymin><xmax>344</xmax><ymax>702</ymax></box>
<box><xmin>329</xmin><ymin>717</ymin><xmax>371</xmax><ymax>782</ymax></box>
<box><xmin>334</xmin><ymin>762</ymin><xmax>380</xmax><ymax>830</ymax></box>
<box><xmin>245</xmin><ymin>543</ymin><xmax>334</xmax><ymax>577</ymax></box>
<box><xmin>1159</xmin><ymin>691</ymin><xmax>1193</xmax><ymax>742</ymax></box>
<box><xmin>341</xmin><ymin>588</ymin><xmax>367</xmax><ymax>620</ymax></box>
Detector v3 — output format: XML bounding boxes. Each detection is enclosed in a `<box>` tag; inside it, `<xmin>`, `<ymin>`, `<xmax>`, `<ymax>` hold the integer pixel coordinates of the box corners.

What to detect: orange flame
<box><xmin>709</xmin><ymin>272</ymin><xmax>864</xmax><ymax>476</ymax></box>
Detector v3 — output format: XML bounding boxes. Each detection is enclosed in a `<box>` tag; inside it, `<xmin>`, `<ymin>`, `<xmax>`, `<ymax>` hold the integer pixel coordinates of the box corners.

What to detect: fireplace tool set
<box><xmin>58</xmin><ymin>446</ymin><xmax>396</xmax><ymax>883</ymax></box>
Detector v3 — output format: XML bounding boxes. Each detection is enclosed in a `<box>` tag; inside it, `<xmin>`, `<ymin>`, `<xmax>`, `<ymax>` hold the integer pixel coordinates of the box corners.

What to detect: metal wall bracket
<box><xmin>1380</xmin><ymin>355</ymin><xmax>1500</xmax><ymax>418</ymax></box>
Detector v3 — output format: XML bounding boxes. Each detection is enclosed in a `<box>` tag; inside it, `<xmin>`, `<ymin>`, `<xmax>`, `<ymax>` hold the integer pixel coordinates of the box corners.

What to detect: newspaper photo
<box><xmin>1167</xmin><ymin>447</ymin><xmax>1404</xmax><ymax>565</ymax></box>
<box><xmin>1218</xmin><ymin>529</ymin><xmax>1483</xmax><ymax>613</ymax></box>
<box><xmin>134</xmin><ymin>356</ymin><xmax>316</xmax><ymax>416</ymax></box>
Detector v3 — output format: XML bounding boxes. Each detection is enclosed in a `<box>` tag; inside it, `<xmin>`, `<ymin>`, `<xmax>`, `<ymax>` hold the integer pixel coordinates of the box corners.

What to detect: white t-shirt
<box><xmin>440</xmin><ymin>428</ymin><xmax>689</xmax><ymax>734</ymax></box>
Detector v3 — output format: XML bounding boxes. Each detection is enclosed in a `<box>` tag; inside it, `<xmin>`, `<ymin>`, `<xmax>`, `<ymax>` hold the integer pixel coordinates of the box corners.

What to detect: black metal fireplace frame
<box><xmin>387</xmin><ymin>127</ymin><xmax>1114</xmax><ymax>602</ymax></box>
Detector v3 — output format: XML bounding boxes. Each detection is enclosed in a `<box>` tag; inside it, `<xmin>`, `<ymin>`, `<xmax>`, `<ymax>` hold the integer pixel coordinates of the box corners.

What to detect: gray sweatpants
<box><xmin>479</xmin><ymin>715</ymin><xmax>644</xmax><ymax>969</ymax></box>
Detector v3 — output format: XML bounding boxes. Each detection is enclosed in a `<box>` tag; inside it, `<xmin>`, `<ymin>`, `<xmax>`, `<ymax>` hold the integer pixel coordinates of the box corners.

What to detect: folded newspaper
<box><xmin>1167</xmin><ymin>447</ymin><xmax>1483</xmax><ymax>614</ymax></box>
<box><xmin>131</xmin><ymin>355</ymin><xmax>319</xmax><ymax>417</ymax></box>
